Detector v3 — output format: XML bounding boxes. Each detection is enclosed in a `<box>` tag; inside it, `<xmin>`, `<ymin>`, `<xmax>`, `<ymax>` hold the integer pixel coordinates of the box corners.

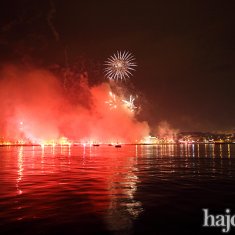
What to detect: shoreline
<box><xmin>0</xmin><ymin>142</ymin><xmax>234</xmax><ymax>147</ymax></box>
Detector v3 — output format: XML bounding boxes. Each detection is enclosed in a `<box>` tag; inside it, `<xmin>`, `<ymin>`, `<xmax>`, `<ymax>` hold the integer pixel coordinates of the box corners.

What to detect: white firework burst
<box><xmin>122</xmin><ymin>95</ymin><xmax>137</xmax><ymax>112</ymax></box>
<box><xmin>105</xmin><ymin>91</ymin><xmax>118</xmax><ymax>110</ymax></box>
<box><xmin>104</xmin><ymin>51</ymin><xmax>137</xmax><ymax>81</ymax></box>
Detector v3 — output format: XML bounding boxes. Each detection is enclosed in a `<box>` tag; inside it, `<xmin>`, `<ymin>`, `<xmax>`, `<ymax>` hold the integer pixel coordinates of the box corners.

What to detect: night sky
<box><xmin>0</xmin><ymin>0</ymin><xmax>234</xmax><ymax>132</ymax></box>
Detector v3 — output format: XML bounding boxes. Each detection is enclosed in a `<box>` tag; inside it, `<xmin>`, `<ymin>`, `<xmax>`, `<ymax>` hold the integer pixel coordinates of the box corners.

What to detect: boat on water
<box><xmin>93</xmin><ymin>144</ymin><xmax>100</xmax><ymax>147</ymax></box>
<box><xmin>115</xmin><ymin>144</ymin><xmax>121</xmax><ymax>148</ymax></box>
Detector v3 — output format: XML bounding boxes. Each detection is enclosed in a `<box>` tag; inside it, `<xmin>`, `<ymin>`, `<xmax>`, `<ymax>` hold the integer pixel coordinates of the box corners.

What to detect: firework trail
<box><xmin>47</xmin><ymin>0</ymin><xmax>60</xmax><ymax>41</ymax></box>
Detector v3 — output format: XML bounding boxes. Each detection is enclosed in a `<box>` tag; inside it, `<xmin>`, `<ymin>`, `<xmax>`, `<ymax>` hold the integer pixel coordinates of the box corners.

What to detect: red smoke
<box><xmin>0</xmin><ymin>64</ymin><xmax>149</xmax><ymax>144</ymax></box>
<box><xmin>156</xmin><ymin>121</ymin><xmax>178</xmax><ymax>140</ymax></box>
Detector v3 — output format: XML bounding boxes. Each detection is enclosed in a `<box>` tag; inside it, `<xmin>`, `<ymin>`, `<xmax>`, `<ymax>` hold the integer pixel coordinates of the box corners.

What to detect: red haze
<box><xmin>0</xmin><ymin>65</ymin><xmax>149</xmax><ymax>144</ymax></box>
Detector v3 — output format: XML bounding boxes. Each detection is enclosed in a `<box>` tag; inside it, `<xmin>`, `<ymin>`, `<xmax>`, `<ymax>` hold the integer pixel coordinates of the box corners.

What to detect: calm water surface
<box><xmin>0</xmin><ymin>144</ymin><xmax>235</xmax><ymax>235</ymax></box>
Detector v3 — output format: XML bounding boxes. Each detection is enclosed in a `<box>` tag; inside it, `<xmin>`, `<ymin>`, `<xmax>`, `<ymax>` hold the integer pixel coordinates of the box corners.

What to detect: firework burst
<box><xmin>122</xmin><ymin>95</ymin><xmax>137</xmax><ymax>112</ymax></box>
<box><xmin>104</xmin><ymin>51</ymin><xmax>137</xmax><ymax>81</ymax></box>
<box><xmin>105</xmin><ymin>91</ymin><xmax>118</xmax><ymax>110</ymax></box>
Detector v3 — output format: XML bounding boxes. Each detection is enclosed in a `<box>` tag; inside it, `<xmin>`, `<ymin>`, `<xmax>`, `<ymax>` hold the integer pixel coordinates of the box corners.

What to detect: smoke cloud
<box><xmin>0</xmin><ymin>64</ymin><xmax>149</xmax><ymax>144</ymax></box>
<box><xmin>156</xmin><ymin>121</ymin><xmax>179</xmax><ymax>139</ymax></box>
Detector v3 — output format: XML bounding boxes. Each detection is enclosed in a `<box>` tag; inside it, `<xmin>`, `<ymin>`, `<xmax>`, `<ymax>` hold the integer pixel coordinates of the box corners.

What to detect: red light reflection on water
<box><xmin>0</xmin><ymin>143</ymin><xmax>234</xmax><ymax>234</ymax></box>
<box><xmin>0</xmin><ymin>145</ymin><xmax>143</xmax><ymax>231</ymax></box>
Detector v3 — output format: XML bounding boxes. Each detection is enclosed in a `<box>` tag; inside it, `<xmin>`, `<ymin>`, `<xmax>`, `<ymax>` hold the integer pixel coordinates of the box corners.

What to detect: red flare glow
<box><xmin>0</xmin><ymin>65</ymin><xmax>149</xmax><ymax>145</ymax></box>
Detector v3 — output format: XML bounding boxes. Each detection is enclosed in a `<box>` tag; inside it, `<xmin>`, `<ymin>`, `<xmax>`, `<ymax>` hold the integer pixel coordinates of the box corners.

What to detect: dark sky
<box><xmin>0</xmin><ymin>0</ymin><xmax>235</xmax><ymax>132</ymax></box>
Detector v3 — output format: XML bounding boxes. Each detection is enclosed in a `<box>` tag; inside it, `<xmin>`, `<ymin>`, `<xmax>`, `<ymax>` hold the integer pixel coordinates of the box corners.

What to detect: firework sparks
<box><xmin>105</xmin><ymin>91</ymin><xmax>118</xmax><ymax>109</ymax></box>
<box><xmin>122</xmin><ymin>95</ymin><xmax>137</xmax><ymax>112</ymax></box>
<box><xmin>104</xmin><ymin>51</ymin><xmax>137</xmax><ymax>81</ymax></box>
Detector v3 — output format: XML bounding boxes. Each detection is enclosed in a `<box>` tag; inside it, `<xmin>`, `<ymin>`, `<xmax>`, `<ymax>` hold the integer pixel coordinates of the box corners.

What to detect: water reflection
<box><xmin>228</xmin><ymin>144</ymin><xmax>231</xmax><ymax>158</ymax></box>
<box><xmin>0</xmin><ymin>143</ymin><xmax>234</xmax><ymax>235</ymax></box>
<box><xmin>16</xmin><ymin>146</ymin><xmax>24</xmax><ymax>195</ymax></box>
<box><xmin>105</xmin><ymin>151</ymin><xmax>143</xmax><ymax>232</ymax></box>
